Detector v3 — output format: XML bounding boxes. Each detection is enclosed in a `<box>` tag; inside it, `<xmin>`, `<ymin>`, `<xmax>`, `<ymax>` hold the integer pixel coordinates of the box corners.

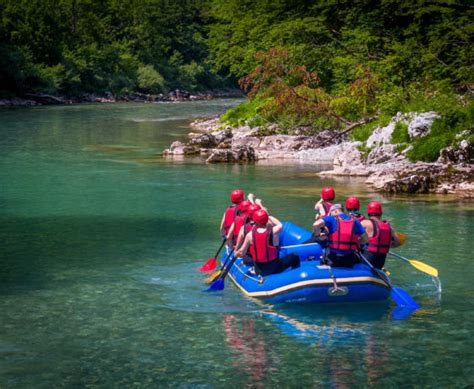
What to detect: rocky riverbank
<box><xmin>163</xmin><ymin>113</ymin><xmax>474</xmax><ymax>198</ymax></box>
<box><xmin>0</xmin><ymin>89</ymin><xmax>244</xmax><ymax>107</ymax></box>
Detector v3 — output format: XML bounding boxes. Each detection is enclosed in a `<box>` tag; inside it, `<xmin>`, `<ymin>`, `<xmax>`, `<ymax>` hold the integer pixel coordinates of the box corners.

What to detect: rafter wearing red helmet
<box><xmin>220</xmin><ymin>189</ymin><xmax>244</xmax><ymax>238</ymax></box>
<box><xmin>345</xmin><ymin>196</ymin><xmax>365</xmax><ymax>221</ymax></box>
<box><xmin>313</xmin><ymin>203</ymin><xmax>369</xmax><ymax>267</ymax></box>
<box><xmin>315</xmin><ymin>187</ymin><xmax>335</xmax><ymax>221</ymax></box>
<box><xmin>360</xmin><ymin>202</ymin><xmax>401</xmax><ymax>269</ymax></box>
<box><xmin>226</xmin><ymin>201</ymin><xmax>256</xmax><ymax>250</ymax></box>
<box><xmin>236</xmin><ymin>210</ymin><xmax>300</xmax><ymax>276</ymax></box>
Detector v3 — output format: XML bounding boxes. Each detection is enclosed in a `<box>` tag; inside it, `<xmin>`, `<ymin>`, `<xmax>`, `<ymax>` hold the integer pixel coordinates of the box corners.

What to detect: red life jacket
<box><xmin>329</xmin><ymin>216</ymin><xmax>359</xmax><ymax>251</ymax></box>
<box><xmin>368</xmin><ymin>218</ymin><xmax>392</xmax><ymax>254</ymax></box>
<box><xmin>232</xmin><ymin>214</ymin><xmax>249</xmax><ymax>243</ymax></box>
<box><xmin>223</xmin><ymin>205</ymin><xmax>238</xmax><ymax>234</ymax></box>
<box><xmin>250</xmin><ymin>225</ymin><xmax>278</xmax><ymax>263</ymax></box>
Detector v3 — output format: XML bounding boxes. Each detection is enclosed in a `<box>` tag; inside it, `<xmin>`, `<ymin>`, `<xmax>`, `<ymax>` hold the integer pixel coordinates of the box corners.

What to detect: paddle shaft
<box><xmin>357</xmin><ymin>252</ymin><xmax>392</xmax><ymax>287</ymax></box>
<box><xmin>389</xmin><ymin>252</ymin><xmax>410</xmax><ymax>263</ymax></box>
<box><xmin>217</xmin><ymin>250</ymin><xmax>237</xmax><ymax>281</ymax></box>
<box><xmin>214</xmin><ymin>247</ymin><xmax>234</xmax><ymax>276</ymax></box>
<box><xmin>213</xmin><ymin>239</ymin><xmax>227</xmax><ymax>259</ymax></box>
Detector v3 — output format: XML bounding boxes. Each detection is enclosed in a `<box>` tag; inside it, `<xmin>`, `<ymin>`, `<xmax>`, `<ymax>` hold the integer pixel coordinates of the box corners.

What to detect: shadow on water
<box><xmin>0</xmin><ymin>214</ymin><xmax>215</xmax><ymax>295</ymax></box>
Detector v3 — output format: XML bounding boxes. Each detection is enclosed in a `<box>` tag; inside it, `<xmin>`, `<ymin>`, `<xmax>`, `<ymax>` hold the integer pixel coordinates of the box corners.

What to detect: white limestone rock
<box><xmin>408</xmin><ymin>111</ymin><xmax>439</xmax><ymax>139</ymax></box>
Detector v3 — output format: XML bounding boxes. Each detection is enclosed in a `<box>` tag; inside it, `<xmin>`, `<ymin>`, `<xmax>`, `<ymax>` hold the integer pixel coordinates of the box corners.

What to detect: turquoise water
<box><xmin>0</xmin><ymin>101</ymin><xmax>473</xmax><ymax>387</ymax></box>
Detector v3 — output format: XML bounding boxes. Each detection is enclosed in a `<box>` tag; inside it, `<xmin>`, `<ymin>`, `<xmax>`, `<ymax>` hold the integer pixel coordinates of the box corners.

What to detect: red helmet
<box><xmin>252</xmin><ymin>209</ymin><xmax>269</xmax><ymax>225</ymax></box>
<box><xmin>238</xmin><ymin>200</ymin><xmax>251</xmax><ymax>213</ymax></box>
<box><xmin>367</xmin><ymin>201</ymin><xmax>383</xmax><ymax>216</ymax></box>
<box><xmin>230</xmin><ymin>189</ymin><xmax>244</xmax><ymax>204</ymax></box>
<box><xmin>321</xmin><ymin>187</ymin><xmax>335</xmax><ymax>201</ymax></box>
<box><xmin>345</xmin><ymin>196</ymin><xmax>360</xmax><ymax>210</ymax></box>
<box><xmin>247</xmin><ymin>204</ymin><xmax>261</xmax><ymax>218</ymax></box>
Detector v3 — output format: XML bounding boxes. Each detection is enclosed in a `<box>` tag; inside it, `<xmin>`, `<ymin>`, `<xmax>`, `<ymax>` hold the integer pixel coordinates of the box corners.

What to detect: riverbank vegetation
<box><xmin>210</xmin><ymin>1</ymin><xmax>473</xmax><ymax>161</ymax></box>
<box><xmin>0</xmin><ymin>0</ymin><xmax>232</xmax><ymax>97</ymax></box>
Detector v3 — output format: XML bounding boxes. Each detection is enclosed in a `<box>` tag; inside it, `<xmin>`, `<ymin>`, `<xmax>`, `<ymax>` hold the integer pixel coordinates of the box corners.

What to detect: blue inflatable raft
<box><xmin>223</xmin><ymin>222</ymin><xmax>391</xmax><ymax>304</ymax></box>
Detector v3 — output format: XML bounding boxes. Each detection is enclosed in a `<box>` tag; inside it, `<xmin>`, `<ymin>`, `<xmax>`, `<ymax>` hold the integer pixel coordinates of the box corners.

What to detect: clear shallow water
<box><xmin>0</xmin><ymin>101</ymin><xmax>473</xmax><ymax>387</ymax></box>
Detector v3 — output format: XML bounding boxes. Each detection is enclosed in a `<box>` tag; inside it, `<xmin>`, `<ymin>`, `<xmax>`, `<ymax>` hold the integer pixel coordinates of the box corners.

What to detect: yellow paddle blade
<box><xmin>205</xmin><ymin>271</ymin><xmax>221</xmax><ymax>284</ymax></box>
<box><xmin>410</xmin><ymin>260</ymin><xmax>439</xmax><ymax>277</ymax></box>
<box><xmin>396</xmin><ymin>232</ymin><xmax>408</xmax><ymax>246</ymax></box>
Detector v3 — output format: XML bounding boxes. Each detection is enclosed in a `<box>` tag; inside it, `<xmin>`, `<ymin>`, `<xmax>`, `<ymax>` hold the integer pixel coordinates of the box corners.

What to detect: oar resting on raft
<box><xmin>198</xmin><ymin>239</ymin><xmax>226</xmax><ymax>272</ymax></box>
<box><xmin>206</xmin><ymin>250</ymin><xmax>237</xmax><ymax>292</ymax></box>
<box><xmin>357</xmin><ymin>252</ymin><xmax>420</xmax><ymax>309</ymax></box>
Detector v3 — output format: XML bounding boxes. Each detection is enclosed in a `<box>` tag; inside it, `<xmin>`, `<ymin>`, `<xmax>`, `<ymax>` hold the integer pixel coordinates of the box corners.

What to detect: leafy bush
<box><xmin>220</xmin><ymin>98</ymin><xmax>268</xmax><ymax>127</ymax></box>
<box><xmin>391</xmin><ymin>122</ymin><xmax>409</xmax><ymax>144</ymax></box>
<box><xmin>137</xmin><ymin>64</ymin><xmax>166</xmax><ymax>93</ymax></box>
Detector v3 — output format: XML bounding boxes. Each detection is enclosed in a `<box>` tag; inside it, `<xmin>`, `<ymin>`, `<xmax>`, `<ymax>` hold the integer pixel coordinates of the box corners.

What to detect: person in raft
<box><xmin>345</xmin><ymin>196</ymin><xmax>365</xmax><ymax>221</ymax></box>
<box><xmin>226</xmin><ymin>190</ymin><xmax>263</xmax><ymax>249</ymax></box>
<box><xmin>360</xmin><ymin>201</ymin><xmax>401</xmax><ymax>269</ymax></box>
<box><xmin>313</xmin><ymin>203</ymin><xmax>369</xmax><ymax>267</ymax></box>
<box><xmin>236</xmin><ymin>209</ymin><xmax>300</xmax><ymax>276</ymax></box>
<box><xmin>226</xmin><ymin>199</ymin><xmax>252</xmax><ymax>250</ymax></box>
<box><xmin>220</xmin><ymin>189</ymin><xmax>244</xmax><ymax>239</ymax></box>
<box><xmin>231</xmin><ymin>203</ymin><xmax>261</xmax><ymax>264</ymax></box>
<box><xmin>314</xmin><ymin>186</ymin><xmax>335</xmax><ymax>220</ymax></box>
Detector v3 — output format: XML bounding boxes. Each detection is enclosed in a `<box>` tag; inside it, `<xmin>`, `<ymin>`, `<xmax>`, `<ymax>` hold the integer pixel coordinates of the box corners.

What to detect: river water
<box><xmin>0</xmin><ymin>100</ymin><xmax>473</xmax><ymax>388</ymax></box>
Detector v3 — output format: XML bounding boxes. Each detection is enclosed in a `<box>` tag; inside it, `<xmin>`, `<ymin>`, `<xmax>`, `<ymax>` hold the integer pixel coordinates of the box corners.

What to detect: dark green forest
<box><xmin>1</xmin><ymin>0</ymin><xmax>471</xmax><ymax>97</ymax></box>
<box><xmin>0</xmin><ymin>0</ymin><xmax>473</xmax><ymax>160</ymax></box>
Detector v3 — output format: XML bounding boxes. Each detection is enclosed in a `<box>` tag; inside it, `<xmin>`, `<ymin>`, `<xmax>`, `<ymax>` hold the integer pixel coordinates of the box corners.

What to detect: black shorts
<box><xmin>361</xmin><ymin>251</ymin><xmax>387</xmax><ymax>269</ymax></box>
<box><xmin>254</xmin><ymin>254</ymin><xmax>300</xmax><ymax>276</ymax></box>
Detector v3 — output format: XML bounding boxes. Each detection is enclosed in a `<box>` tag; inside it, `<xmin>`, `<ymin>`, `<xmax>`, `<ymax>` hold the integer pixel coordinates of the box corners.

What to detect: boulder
<box><xmin>213</xmin><ymin>128</ymin><xmax>233</xmax><ymax>144</ymax></box>
<box><xmin>366</xmin><ymin>112</ymin><xmax>411</xmax><ymax>148</ymax></box>
<box><xmin>163</xmin><ymin>141</ymin><xmax>199</xmax><ymax>155</ymax></box>
<box><xmin>206</xmin><ymin>145</ymin><xmax>256</xmax><ymax>163</ymax></box>
<box><xmin>408</xmin><ymin>111</ymin><xmax>439</xmax><ymax>139</ymax></box>
<box><xmin>189</xmin><ymin>133</ymin><xmax>217</xmax><ymax>148</ymax></box>
<box><xmin>258</xmin><ymin>135</ymin><xmax>307</xmax><ymax>151</ymax></box>
<box><xmin>438</xmin><ymin>140</ymin><xmax>474</xmax><ymax>165</ymax></box>
<box><xmin>232</xmin><ymin>136</ymin><xmax>261</xmax><ymax>149</ymax></box>
<box><xmin>333</xmin><ymin>141</ymin><xmax>363</xmax><ymax>167</ymax></box>
<box><xmin>382</xmin><ymin>174</ymin><xmax>436</xmax><ymax>193</ymax></box>
<box><xmin>366</xmin><ymin>144</ymin><xmax>401</xmax><ymax>164</ymax></box>
<box><xmin>296</xmin><ymin>144</ymin><xmax>341</xmax><ymax>163</ymax></box>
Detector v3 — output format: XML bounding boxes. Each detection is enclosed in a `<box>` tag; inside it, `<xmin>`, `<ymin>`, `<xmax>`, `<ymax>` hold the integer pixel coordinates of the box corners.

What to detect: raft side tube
<box><xmin>280</xmin><ymin>221</ymin><xmax>313</xmax><ymax>246</ymax></box>
<box><xmin>279</xmin><ymin>243</ymin><xmax>322</xmax><ymax>262</ymax></box>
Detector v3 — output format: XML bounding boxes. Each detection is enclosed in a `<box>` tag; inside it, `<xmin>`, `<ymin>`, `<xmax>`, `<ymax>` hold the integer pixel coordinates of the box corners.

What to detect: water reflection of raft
<box><xmin>225</xmin><ymin>222</ymin><xmax>391</xmax><ymax>304</ymax></box>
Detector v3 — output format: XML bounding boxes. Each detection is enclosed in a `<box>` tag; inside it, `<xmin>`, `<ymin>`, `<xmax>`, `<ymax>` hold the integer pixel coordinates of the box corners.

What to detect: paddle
<box><xmin>389</xmin><ymin>252</ymin><xmax>438</xmax><ymax>277</ymax></box>
<box><xmin>357</xmin><ymin>252</ymin><xmax>420</xmax><ymax>309</ymax></box>
<box><xmin>198</xmin><ymin>239</ymin><xmax>226</xmax><ymax>272</ymax></box>
<box><xmin>205</xmin><ymin>247</ymin><xmax>233</xmax><ymax>284</ymax></box>
<box><xmin>206</xmin><ymin>250</ymin><xmax>237</xmax><ymax>292</ymax></box>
